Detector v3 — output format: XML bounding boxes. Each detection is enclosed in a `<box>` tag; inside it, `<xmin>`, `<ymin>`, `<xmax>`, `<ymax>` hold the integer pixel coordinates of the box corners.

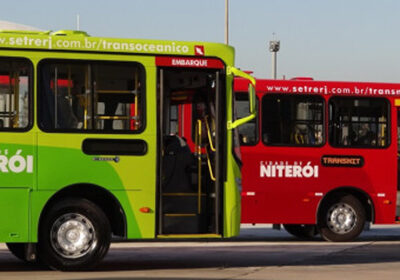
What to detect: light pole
<box><xmin>76</xmin><ymin>14</ymin><xmax>80</xmax><ymax>30</ymax></box>
<box><xmin>269</xmin><ymin>39</ymin><xmax>280</xmax><ymax>79</ymax></box>
<box><xmin>225</xmin><ymin>0</ymin><xmax>229</xmax><ymax>44</ymax></box>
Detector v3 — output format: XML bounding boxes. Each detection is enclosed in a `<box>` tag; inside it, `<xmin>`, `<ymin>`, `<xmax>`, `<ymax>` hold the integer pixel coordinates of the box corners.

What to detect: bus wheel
<box><xmin>318</xmin><ymin>194</ymin><xmax>365</xmax><ymax>242</ymax></box>
<box><xmin>283</xmin><ymin>224</ymin><xmax>318</xmax><ymax>239</ymax></box>
<box><xmin>38</xmin><ymin>198</ymin><xmax>111</xmax><ymax>271</ymax></box>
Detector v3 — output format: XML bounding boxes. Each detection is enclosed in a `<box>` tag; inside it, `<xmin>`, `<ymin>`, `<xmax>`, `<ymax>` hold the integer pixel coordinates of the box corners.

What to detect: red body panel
<box><xmin>236</xmin><ymin>78</ymin><xmax>400</xmax><ymax>225</ymax></box>
<box><xmin>155</xmin><ymin>56</ymin><xmax>224</xmax><ymax>69</ymax></box>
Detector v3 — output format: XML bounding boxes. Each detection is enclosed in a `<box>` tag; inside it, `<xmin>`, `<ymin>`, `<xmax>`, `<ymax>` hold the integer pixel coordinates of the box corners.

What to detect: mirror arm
<box><xmin>227</xmin><ymin>66</ymin><xmax>256</xmax><ymax>130</ymax></box>
<box><xmin>227</xmin><ymin>114</ymin><xmax>256</xmax><ymax>130</ymax></box>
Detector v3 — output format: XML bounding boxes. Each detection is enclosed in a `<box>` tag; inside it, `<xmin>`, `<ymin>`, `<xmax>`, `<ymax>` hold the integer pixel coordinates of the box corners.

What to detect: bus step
<box><xmin>164</xmin><ymin>213</ymin><xmax>196</xmax><ymax>217</ymax></box>
<box><xmin>157</xmin><ymin>233</ymin><xmax>221</xmax><ymax>239</ymax></box>
<box><xmin>162</xmin><ymin>196</ymin><xmax>203</xmax><ymax>214</ymax></box>
<box><xmin>162</xmin><ymin>214</ymin><xmax>208</xmax><ymax>234</ymax></box>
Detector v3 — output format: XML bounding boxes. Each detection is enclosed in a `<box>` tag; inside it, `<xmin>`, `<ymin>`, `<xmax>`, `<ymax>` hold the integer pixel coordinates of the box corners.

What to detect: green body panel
<box><xmin>0</xmin><ymin>30</ymin><xmax>241</xmax><ymax>242</ymax></box>
<box><xmin>0</xmin><ymin>188</ymin><xmax>30</xmax><ymax>241</ymax></box>
<box><xmin>0</xmin><ymin>136</ymin><xmax>35</xmax><ymax>242</ymax></box>
<box><xmin>0</xmin><ymin>137</ymin><xmax>35</xmax><ymax>187</ymax></box>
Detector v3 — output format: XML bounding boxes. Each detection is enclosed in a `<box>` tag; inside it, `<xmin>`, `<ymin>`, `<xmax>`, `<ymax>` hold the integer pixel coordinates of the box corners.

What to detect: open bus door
<box><xmin>156</xmin><ymin>57</ymin><xmax>225</xmax><ymax>236</ymax></box>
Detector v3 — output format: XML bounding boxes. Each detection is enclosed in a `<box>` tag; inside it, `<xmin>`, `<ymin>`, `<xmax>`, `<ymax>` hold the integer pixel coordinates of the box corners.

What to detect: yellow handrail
<box><xmin>294</xmin><ymin>133</ymin><xmax>305</xmax><ymax>144</ymax></box>
<box><xmin>205</xmin><ymin>148</ymin><xmax>216</xmax><ymax>182</ymax></box>
<box><xmin>204</xmin><ymin>116</ymin><xmax>216</xmax><ymax>152</ymax></box>
<box><xmin>134</xmin><ymin>71</ymin><xmax>139</xmax><ymax>129</ymax></box>
<box><xmin>195</xmin><ymin>119</ymin><xmax>202</xmax><ymax>214</ymax></box>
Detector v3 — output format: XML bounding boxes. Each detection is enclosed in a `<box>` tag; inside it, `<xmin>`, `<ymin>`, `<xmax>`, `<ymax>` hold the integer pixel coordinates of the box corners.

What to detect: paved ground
<box><xmin>0</xmin><ymin>224</ymin><xmax>400</xmax><ymax>279</ymax></box>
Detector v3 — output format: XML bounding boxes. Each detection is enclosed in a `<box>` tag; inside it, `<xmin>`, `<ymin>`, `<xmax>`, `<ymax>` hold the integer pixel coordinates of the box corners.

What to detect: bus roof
<box><xmin>0</xmin><ymin>29</ymin><xmax>234</xmax><ymax>65</ymax></box>
<box><xmin>234</xmin><ymin>77</ymin><xmax>400</xmax><ymax>98</ymax></box>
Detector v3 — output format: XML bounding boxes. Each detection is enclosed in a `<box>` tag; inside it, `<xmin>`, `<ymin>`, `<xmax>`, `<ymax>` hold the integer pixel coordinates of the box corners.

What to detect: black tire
<box><xmin>283</xmin><ymin>224</ymin><xmax>318</xmax><ymax>239</ymax></box>
<box><xmin>6</xmin><ymin>243</ymin><xmax>27</xmax><ymax>262</ymax></box>
<box><xmin>38</xmin><ymin>198</ymin><xmax>111</xmax><ymax>271</ymax></box>
<box><xmin>318</xmin><ymin>194</ymin><xmax>365</xmax><ymax>242</ymax></box>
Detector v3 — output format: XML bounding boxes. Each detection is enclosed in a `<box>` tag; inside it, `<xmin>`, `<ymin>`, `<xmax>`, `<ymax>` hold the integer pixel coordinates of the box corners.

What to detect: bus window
<box><xmin>168</xmin><ymin>104</ymin><xmax>179</xmax><ymax>135</ymax></box>
<box><xmin>261</xmin><ymin>94</ymin><xmax>324</xmax><ymax>146</ymax></box>
<box><xmin>39</xmin><ymin>60</ymin><xmax>144</xmax><ymax>132</ymax></box>
<box><xmin>0</xmin><ymin>59</ymin><xmax>31</xmax><ymax>129</ymax></box>
<box><xmin>329</xmin><ymin>97</ymin><xmax>389</xmax><ymax>148</ymax></box>
<box><xmin>234</xmin><ymin>92</ymin><xmax>258</xmax><ymax>145</ymax></box>
<box><xmin>190</xmin><ymin>74</ymin><xmax>217</xmax><ymax>145</ymax></box>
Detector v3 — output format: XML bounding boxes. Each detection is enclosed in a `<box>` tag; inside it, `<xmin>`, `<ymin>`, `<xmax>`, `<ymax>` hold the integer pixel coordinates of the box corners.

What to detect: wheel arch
<box><xmin>316</xmin><ymin>186</ymin><xmax>375</xmax><ymax>224</ymax></box>
<box><xmin>38</xmin><ymin>183</ymin><xmax>127</xmax><ymax>239</ymax></box>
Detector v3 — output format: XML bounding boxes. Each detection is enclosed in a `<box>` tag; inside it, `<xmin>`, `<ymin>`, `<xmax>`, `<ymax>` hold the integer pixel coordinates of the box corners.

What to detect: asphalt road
<box><xmin>0</xmin><ymin>224</ymin><xmax>400</xmax><ymax>279</ymax></box>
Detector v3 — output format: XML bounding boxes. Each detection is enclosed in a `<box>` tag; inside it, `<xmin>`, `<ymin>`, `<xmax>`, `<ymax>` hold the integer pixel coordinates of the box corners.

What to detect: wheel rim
<box><xmin>50</xmin><ymin>213</ymin><xmax>97</xmax><ymax>259</ymax></box>
<box><xmin>326</xmin><ymin>203</ymin><xmax>357</xmax><ymax>234</ymax></box>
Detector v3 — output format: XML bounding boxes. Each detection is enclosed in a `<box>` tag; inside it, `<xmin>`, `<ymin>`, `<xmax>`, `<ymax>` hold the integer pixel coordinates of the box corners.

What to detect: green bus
<box><xmin>0</xmin><ymin>30</ymin><xmax>255</xmax><ymax>270</ymax></box>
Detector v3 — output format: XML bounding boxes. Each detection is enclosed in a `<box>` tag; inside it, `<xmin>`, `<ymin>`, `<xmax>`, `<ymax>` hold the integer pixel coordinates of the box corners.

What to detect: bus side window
<box><xmin>0</xmin><ymin>59</ymin><xmax>31</xmax><ymax>130</ymax></box>
<box><xmin>261</xmin><ymin>94</ymin><xmax>324</xmax><ymax>146</ymax></box>
<box><xmin>329</xmin><ymin>97</ymin><xmax>389</xmax><ymax>148</ymax></box>
<box><xmin>39</xmin><ymin>60</ymin><xmax>144</xmax><ymax>132</ymax></box>
<box><xmin>234</xmin><ymin>92</ymin><xmax>258</xmax><ymax>145</ymax></box>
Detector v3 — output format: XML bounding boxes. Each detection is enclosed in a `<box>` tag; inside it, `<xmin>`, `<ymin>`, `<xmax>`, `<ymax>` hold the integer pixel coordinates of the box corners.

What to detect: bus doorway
<box><xmin>157</xmin><ymin>67</ymin><xmax>224</xmax><ymax>236</ymax></box>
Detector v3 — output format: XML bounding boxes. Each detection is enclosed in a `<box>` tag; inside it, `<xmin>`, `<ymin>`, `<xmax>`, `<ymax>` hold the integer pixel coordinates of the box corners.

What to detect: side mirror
<box><xmin>227</xmin><ymin>67</ymin><xmax>256</xmax><ymax>130</ymax></box>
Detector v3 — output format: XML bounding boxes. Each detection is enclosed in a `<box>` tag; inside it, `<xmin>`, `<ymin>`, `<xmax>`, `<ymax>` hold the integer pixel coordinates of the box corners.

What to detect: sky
<box><xmin>1</xmin><ymin>0</ymin><xmax>400</xmax><ymax>82</ymax></box>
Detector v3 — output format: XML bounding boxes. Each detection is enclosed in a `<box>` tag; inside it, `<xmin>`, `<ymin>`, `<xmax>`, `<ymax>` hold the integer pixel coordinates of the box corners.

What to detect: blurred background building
<box><xmin>0</xmin><ymin>20</ymin><xmax>41</xmax><ymax>31</ymax></box>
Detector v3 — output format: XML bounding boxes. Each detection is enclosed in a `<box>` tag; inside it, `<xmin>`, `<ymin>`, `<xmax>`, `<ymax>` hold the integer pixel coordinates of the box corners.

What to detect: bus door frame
<box><xmin>156</xmin><ymin>56</ymin><xmax>225</xmax><ymax>235</ymax></box>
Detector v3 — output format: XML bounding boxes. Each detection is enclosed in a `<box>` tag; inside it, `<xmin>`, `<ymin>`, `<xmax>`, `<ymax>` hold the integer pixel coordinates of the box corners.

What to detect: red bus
<box><xmin>234</xmin><ymin>77</ymin><xmax>400</xmax><ymax>242</ymax></box>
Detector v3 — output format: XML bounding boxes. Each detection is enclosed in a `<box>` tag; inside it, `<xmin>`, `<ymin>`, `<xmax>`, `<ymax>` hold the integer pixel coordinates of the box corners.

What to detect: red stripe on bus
<box><xmin>155</xmin><ymin>56</ymin><xmax>224</xmax><ymax>69</ymax></box>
